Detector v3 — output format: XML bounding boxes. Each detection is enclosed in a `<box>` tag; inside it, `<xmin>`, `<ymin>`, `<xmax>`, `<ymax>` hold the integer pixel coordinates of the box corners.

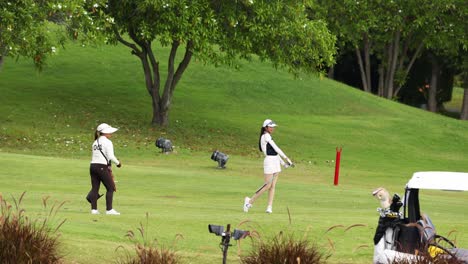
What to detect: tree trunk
<box><xmin>137</xmin><ymin>48</ymin><xmax>165</xmax><ymax>126</ymax></box>
<box><xmin>378</xmin><ymin>65</ymin><xmax>384</xmax><ymax>97</ymax></box>
<box><xmin>354</xmin><ymin>34</ymin><xmax>372</xmax><ymax>93</ymax></box>
<box><xmin>327</xmin><ymin>66</ymin><xmax>335</xmax><ymax>79</ymax></box>
<box><xmin>461</xmin><ymin>73</ymin><xmax>468</xmax><ymax>120</ymax></box>
<box><xmin>150</xmin><ymin>41</ymin><xmax>193</xmax><ymax>126</ymax></box>
<box><xmin>428</xmin><ymin>54</ymin><xmax>439</xmax><ymax>112</ymax></box>
<box><xmin>364</xmin><ymin>34</ymin><xmax>372</xmax><ymax>93</ymax></box>
<box><xmin>383</xmin><ymin>42</ymin><xmax>393</xmax><ymax>98</ymax></box>
<box><xmin>0</xmin><ymin>55</ymin><xmax>4</xmax><ymax>71</ymax></box>
<box><xmin>386</xmin><ymin>31</ymin><xmax>400</xmax><ymax>99</ymax></box>
<box><xmin>118</xmin><ymin>28</ymin><xmax>193</xmax><ymax>127</ymax></box>
<box><xmin>114</xmin><ymin>28</ymin><xmax>180</xmax><ymax>127</ymax></box>
<box><xmin>152</xmin><ymin>104</ymin><xmax>169</xmax><ymax>126</ymax></box>
<box><xmin>355</xmin><ymin>47</ymin><xmax>369</xmax><ymax>92</ymax></box>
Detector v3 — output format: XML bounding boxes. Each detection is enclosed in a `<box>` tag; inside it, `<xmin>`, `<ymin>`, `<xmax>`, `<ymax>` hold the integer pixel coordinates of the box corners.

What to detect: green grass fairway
<box><xmin>1</xmin><ymin>152</ymin><xmax>466</xmax><ymax>264</ymax></box>
<box><xmin>1</xmin><ymin>42</ymin><xmax>468</xmax><ymax>263</ymax></box>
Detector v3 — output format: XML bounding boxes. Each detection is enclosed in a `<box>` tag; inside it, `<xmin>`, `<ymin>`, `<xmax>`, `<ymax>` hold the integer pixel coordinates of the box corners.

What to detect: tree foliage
<box><xmin>0</xmin><ymin>0</ymin><xmax>72</xmax><ymax>70</ymax></box>
<box><xmin>69</xmin><ymin>0</ymin><xmax>336</xmax><ymax>126</ymax></box>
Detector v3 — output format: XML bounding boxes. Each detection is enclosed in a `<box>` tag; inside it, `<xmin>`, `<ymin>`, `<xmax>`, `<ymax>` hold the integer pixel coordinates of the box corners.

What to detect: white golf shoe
<box><xmin>266</xmin><ymin>206</ymin><xmax>272</xmax><ymax>214</ymax></box>
<box><xmin>243</xmin><ymin>197</ymin><xmax>252</xmax><ymax>212</ymax></box>
<box><xmin>106</xmin><ymin>209</ymin><xmax>120</xmax><ymax>215</ymax></box>
<box><xmin>91</xmin><ymin>209</ymin><xmax>100</xmax><ymax>215</ymax></box>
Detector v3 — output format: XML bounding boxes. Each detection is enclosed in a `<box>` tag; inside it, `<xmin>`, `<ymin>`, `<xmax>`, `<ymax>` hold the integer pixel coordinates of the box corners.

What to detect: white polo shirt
<box><xmin>91</xmin><ymin>136</ymin><xmax>120</xmax><ymax>165</ymax></box>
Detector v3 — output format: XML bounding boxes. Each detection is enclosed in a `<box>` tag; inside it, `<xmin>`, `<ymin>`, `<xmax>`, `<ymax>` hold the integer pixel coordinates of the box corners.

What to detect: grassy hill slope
<box><xmin>0</xmin><ymin>43</ymin><xmax>467</xmax><ymax>263</ymax></box>
<box><xmin>1</xmin><ymin>43</ymin><xmax>467</xmax><ymax>175</ymax></box>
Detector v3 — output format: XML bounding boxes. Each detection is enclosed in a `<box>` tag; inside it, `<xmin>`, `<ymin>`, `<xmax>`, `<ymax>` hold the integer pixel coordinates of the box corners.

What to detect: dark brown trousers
<box><xmin>88</xmin><ymin>164</ymin><xmax>115</xmax><ymax>210</ymax></box>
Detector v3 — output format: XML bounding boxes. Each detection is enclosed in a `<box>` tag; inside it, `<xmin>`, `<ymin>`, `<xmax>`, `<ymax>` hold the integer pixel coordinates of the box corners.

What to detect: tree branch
<box><xmin>161</xmin><ymin>40</ymin><xmax>180</xmax><ymax>110</ymax></box>
<box><xmin>405</xmin><ymin>41</ymin><xmax>424</xmax><ymax>75</ymax></box>
<box><xmin>113</xmin><ymin>27</ymin><xmax>141</xmax><ymax>56</ymax></box>
<box><xmin>128</xmin><ymin>27</ymin><xmax>147</xmax><ymax>50</ymax></box>
<box><xmin>146</xmin><ymin>43</ymin><xmax>160</xmax><ymax>99</ymax></box>
<box><xmin>124</xmin><ymin>27</ymin><xmax>161</xmax><ymax>99</ymax></box>
<box><xmin>393</xmin><ymin>40</ymin><xmax>424</xmax><ymax>97</ymax></box>
<box><xmin>140</xmin><ymin>51</ymin><xmax>155</xmax><ymax>96</ymax></box>
<box><xmin>172</xmin><ymin>40</ymin><xmax>193</xmax><ymax>89</ymax></box>
<box><xmin>398</xmin><ymin>34</ymin><xmax>410</xmax><ymax>72</ymax></box>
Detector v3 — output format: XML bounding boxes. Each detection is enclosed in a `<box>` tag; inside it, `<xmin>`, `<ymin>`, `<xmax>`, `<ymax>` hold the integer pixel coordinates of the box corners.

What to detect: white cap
<box><xmin>96</xmin><ymin>123</ymin><xmax>118</xmax><ymax>134</ymax></box>
<box><xmin>262</xmin><ymin>119</ymin><xmax>277</xmax><ymax>128</ymax></box>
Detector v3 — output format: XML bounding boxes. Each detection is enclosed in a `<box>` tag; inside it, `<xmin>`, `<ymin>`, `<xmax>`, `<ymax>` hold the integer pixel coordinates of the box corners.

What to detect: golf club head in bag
<box><xmin>390</xmin><ymin>193</ymin><xmax>403</xmax><ymax>213</ymax></box>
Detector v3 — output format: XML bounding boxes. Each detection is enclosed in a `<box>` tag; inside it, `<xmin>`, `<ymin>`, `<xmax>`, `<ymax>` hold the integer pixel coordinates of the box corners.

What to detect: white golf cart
<box><xmin>373</xmin><ymin>171</ymin><xmax>468</xmax><ymax>264</ymax></box>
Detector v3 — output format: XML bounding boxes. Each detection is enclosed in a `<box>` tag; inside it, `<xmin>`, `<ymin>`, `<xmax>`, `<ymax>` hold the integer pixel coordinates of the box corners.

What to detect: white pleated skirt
<box><xmin>263</xmin><ymin>155</ymin><xmax>281</xmax><ymax>174</ymax></box>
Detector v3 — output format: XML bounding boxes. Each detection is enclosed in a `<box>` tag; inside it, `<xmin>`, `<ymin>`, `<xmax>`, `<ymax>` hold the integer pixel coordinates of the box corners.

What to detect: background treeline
<box><xmin>310</xmin><ymin>0</ymin><xmax>468</xmax><ymax>118</ymax></box>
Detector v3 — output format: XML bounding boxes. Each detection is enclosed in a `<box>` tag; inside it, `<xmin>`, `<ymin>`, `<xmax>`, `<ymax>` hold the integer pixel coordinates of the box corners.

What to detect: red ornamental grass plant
<box><xmin>241</xmin><ymin>231</ymin><xmax>329</xmax><ymax>264</ymax></box>
<box><xmin>116</xmin><ymin>213</ymin><xmax>181</xmax><ymax>264</ymax></box>
<box><xmin>0</xmin><ymin>192</ymin><xmax>66</xmax><ymax>264</ymax></box>
<box><xmin>116</xmin><ymin>244</ymin><xmax>180</xmax><ymax>264</ymax></box>
<box><xmin>390</xmin><ymin>252</ymin><xmax>464</xmax><ymax>264</ymax></box>
<box><xmin>390</xmin><ymin>223</ymin><xmax>464</xmax><ymax>264</ymax></box>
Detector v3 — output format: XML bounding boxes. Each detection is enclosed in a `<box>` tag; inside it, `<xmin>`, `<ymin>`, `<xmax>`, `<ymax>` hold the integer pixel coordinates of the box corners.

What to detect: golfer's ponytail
<box><xmin>258</xmin><ymin>127</ymin><xmax>266</xmax><ymax>152</ymax></box>
<box><xmin>94</xmin><ymin>130</ymin><xmax>100</xmax><ymax>140</ymax></box>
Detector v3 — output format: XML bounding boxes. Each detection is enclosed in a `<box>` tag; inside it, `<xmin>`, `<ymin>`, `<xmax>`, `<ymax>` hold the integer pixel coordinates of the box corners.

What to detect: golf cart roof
<box><xmin>406</xmin><ymin>171</ymin><xmax>468</xmax><ymax>191</ymax></box>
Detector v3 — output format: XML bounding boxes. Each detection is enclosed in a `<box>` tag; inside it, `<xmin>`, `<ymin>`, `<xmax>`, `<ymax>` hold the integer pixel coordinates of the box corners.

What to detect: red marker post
<box><xmin>334</xmin><ymin>147</ymin><xmax>342</xmax><ymax>185</ymax></box>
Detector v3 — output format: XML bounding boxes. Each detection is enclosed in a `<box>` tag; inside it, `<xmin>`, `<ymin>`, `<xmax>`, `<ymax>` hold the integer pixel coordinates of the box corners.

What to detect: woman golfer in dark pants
<box><xmin>87</xmin><ymin>123</ymin><xmax>122</xmax><ymax>215</ymax></box>
<box><xmin>243</xmin><ymin>119</ymin><xmax>293</xmax><ymax>214</ymax></box>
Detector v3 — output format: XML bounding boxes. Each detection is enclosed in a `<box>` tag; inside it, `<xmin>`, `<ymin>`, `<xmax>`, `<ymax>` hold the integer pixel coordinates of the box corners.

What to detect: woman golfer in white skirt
<box><xmin>243</xmin><ymin>119</ymin><xmax>293</xmax><ymax>213</ymax></box>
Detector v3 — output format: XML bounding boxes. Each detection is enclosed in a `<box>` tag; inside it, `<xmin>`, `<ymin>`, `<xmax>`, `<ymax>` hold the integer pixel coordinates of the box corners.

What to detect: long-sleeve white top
<box><xmin>90</xmin><ymin>136</ymin><xmax>120</xmax><ymax>165</ymax></box>
<box><xmin>260</xmin><ymin>133</ymin><xmax>288</xmax><ymax>160</ymax></box>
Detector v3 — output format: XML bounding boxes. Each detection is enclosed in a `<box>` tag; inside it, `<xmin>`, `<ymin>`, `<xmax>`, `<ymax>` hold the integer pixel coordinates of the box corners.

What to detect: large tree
<box><xmin>0</xmin><ymin>1</ymin><xmax>72</xmax><ymax>71</ymax></box>
<box><xmin>68</xmin><ymin>0</ymin><xmax>336</xmax><ymax>126</ymax></box>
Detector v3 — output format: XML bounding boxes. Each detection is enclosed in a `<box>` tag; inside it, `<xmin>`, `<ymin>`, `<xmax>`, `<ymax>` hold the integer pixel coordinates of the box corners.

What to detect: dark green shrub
<box><xmin>0</xmin><ymin>192</ymin><xmax>66</xmax><ymax>264</ymax></box>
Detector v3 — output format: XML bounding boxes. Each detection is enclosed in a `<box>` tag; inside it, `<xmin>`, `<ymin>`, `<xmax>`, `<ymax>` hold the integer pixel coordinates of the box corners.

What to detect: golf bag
<box><xmin>373</xmin><ymin>190</ymin><xmax>468</xmax><ymax>264</ymax></box>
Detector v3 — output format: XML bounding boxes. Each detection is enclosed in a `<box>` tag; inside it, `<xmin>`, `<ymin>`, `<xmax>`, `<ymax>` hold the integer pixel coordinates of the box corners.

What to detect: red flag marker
<box><xmin>334</xmin><ymin>147</ymin><xmax>342</xmax><ymax>185</ymax></box>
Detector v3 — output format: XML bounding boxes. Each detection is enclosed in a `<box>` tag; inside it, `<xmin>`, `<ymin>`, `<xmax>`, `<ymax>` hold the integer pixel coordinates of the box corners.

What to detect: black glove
<box><xmin>117</xmin><ymin>161</ymin><xmax>122</xmax><ymax>168</ymax></box>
